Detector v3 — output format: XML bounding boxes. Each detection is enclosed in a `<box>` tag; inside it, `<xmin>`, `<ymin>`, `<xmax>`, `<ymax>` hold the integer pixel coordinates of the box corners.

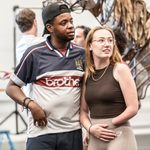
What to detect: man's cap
<box><xmin>42</xmin><ymin>2</ymin><xmax>71</xmax><ymax>25</ymax></box>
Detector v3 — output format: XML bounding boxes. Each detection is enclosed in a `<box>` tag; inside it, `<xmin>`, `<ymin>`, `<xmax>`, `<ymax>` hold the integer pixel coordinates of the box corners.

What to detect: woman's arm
<box><xmin>80</xmin><ymin>80</ymin><xmax>92</xmax><ymax>132</ymax></box>
<box><xmin>112</xmin><ymin>63</ymin><xmax>139</xmax><ymax>125</ymax></box>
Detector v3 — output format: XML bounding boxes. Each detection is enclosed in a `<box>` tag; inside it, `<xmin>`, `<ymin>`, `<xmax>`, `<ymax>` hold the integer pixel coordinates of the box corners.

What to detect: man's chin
<box><xmin>66</xmin><ymin>36</ymin><xmax>74</xmax><ymax>42</ymax></box>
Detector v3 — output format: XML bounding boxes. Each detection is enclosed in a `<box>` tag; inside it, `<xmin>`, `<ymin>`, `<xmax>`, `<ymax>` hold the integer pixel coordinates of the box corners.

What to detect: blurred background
<box><xmin>0</xmin><ymin>0</ymin><xmax>150</xmax><ymax>150</ymax></box>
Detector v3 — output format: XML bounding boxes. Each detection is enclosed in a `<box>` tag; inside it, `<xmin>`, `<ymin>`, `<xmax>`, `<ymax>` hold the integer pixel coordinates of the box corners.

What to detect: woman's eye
<box><xmin>98</xmin><ymin>39</ymin><xmax>104</xmax><ymax>43</ymax></box>
<box><xmin>108</xmin><ymin>39</ymin><xmax>113</xmax><ymax>43</ymax></box>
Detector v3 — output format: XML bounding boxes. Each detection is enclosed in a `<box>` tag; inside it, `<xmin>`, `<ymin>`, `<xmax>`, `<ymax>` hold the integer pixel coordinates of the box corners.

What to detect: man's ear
<box><xmin>33</xmin><ymin>19</ymin><xmax>37</xmax><ymax>26</ymax></box>
<box><xmin>46</xmin><ymin>24</ymin><xmax>53</xmax><ymax>33</ymax></box>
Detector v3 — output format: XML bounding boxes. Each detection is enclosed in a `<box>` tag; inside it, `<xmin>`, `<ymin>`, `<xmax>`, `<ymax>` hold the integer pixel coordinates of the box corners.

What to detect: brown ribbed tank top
<box><xmin>85</xmin><ymin>64</ymin><xmax>126</xmax><ymax>119</ymax></box>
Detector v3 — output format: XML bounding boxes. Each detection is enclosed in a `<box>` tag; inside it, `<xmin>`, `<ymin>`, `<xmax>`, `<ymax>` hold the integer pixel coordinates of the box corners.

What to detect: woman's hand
<box><xmin>28</xmin><ymin>101</ymin><xmax>47</xmax><ymax>127</ymax></box>
<box><xmin>90</xmin><ymin>124</ymin><xmax>116</xmax><ymax>142</ymax></box>
<box><xmin>83</xmin><ymin>131</ymin><xmax>89</xmax><ymax>150</ymax></box>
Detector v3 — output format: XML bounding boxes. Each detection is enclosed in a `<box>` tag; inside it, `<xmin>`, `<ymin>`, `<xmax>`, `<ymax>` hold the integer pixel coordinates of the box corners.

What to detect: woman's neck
<box><xmin>94</xmin><ymin>58</ymin><xmax>110</xmax><ymax>69</ymax></box>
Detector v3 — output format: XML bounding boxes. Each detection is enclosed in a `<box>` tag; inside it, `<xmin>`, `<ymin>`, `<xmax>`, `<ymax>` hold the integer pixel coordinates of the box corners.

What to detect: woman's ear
<box><xmin>90</xmin><ymin>44</ymin><xmax>93</xmax><ymax>51</ymax></box>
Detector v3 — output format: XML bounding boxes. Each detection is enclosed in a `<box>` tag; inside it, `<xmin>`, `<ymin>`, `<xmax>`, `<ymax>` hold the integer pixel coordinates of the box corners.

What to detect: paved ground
<box><xmin>0</xmin><ymin>87</ymin><xmax>150</xmax><ymax>150</ymax></box>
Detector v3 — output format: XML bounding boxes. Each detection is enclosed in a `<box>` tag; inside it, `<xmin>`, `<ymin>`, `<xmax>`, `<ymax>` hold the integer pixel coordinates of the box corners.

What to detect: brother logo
<box><xmin>36</xmin><ymin>76</ymin><xmax>81</xmax><ymax>87</ymax></box>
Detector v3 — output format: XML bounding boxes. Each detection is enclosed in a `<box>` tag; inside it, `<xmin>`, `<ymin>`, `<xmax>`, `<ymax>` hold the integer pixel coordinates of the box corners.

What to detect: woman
<box><xmin>80</xmin><ymin>26</ymin><xmax>139</xmax><ymax>150</ymax></box>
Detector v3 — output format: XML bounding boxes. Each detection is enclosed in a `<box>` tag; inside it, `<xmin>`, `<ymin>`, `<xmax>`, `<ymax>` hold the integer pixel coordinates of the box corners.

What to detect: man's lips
<box><xmin>67</xmin><ymin>31</ymin><xmax>75</xmax><ymax>36</ymax></box>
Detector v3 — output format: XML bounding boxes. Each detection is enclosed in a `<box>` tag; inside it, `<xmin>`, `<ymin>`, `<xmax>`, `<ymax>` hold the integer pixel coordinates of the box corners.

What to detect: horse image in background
<box><xmin>42</xmin><ymin>0</ymin><xmax>150</xmax><ymax>100</ymax></box>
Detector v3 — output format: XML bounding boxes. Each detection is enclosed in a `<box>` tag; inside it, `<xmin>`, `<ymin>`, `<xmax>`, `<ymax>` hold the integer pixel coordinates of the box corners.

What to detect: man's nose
<box><xmin>68</xmin><ymin>21</ymin><xmax>74</xmax><ymax>28</ymax></box>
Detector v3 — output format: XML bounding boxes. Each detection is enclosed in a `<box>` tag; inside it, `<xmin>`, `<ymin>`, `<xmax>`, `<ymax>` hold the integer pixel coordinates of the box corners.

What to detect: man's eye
<box><xmin>60</xmin><ymin>21</ymin><xmax>67</xmax><ymax>26</ymax></box>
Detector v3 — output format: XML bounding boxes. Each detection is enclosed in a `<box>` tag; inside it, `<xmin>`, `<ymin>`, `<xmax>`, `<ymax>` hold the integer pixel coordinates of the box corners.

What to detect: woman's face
<box><xmin>90</xmin><ymin>29</ymin><xmax>114</xmax><ymax>59</ymax></box>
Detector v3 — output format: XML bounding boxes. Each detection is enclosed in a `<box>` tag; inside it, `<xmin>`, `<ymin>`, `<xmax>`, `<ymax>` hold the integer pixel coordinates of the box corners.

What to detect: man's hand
<box><xmin>28</xmin><ymin>101</ymin><xmax>47</xmax><ymax>127</ymax></box>
<box><xmin>0</xmin><ymin>71</ymin><xmax>11</xmax><ymax>79</ymax></box>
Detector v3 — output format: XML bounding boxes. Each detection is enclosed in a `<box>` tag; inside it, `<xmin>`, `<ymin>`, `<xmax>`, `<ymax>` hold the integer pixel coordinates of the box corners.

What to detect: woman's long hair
<box><xmin>85</xmin><ymin>26</ymin><xmax>123</xmax><ymax>77</ymax></box>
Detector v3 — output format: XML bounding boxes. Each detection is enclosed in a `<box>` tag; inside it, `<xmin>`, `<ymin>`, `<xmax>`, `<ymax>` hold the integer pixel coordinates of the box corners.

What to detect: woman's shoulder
<box><xmin>113</xmin><ymin>62</ymin><xmax>131</xmax><ymax>81</ymax></box>
<box><xmin>114</xmin><ymin>62</ymin><xmax>130</xmax><ymax>73</ymax></box>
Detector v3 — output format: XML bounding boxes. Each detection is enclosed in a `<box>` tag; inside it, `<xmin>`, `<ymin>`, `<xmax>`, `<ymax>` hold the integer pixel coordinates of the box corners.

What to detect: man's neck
<box><xmin>51</xmin><ymin>37</ymin><xmax>69</xmax><ymax>50</ymax></box>
<box><xmin>23</xmin><ymin>27</ymin><xmax>37</xmax><ymax>36</ymax></box>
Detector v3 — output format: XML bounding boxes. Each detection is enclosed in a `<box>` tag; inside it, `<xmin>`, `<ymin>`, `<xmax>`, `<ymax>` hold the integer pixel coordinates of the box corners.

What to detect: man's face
<box><xmin>73</xmin><ymin>28</ymin><xmax>85</xmax><ymax>47</ymax></box>
<box><xmin>49</xmin><ymin>13</ymin><xmax>75</xmax><ymax>42</ymax></box>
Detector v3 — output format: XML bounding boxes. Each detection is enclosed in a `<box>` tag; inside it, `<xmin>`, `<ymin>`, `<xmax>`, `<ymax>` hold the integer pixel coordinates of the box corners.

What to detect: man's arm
<box><xmin>6</xmin><ymin>80</ymin><xmax>47</xmax><ymax>127</ymax></box>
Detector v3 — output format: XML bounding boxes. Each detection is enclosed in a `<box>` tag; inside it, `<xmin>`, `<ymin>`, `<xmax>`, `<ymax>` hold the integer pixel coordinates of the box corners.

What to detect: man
<box><xmin>73</xmin><ymin>25</ymin><xmax>90</xmax><ymax>47</ymax></box>
<box><xmin>15</xmin><ymin>8</ymin><xmax>45</xmax><ymax>65</ymax></box>
<box><xmin>6</xmin><ymin>2</ymin><xmax>85</xmax><ymax>150</ymax></box>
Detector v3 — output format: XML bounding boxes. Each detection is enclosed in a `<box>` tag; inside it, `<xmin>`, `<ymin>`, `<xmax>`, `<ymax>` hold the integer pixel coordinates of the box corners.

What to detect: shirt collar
<box><xmin>45</xmin><ymin>36</ymin><xmax>73</xmax><ymax>51</ymax></box>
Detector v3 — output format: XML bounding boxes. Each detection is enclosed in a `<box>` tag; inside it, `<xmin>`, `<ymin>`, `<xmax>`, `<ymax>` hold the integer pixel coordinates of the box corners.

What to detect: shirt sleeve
<box><xmin>11</xmin><ymin>48</ymin><xmax>38</xmax><ymax>87</ymax></box>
